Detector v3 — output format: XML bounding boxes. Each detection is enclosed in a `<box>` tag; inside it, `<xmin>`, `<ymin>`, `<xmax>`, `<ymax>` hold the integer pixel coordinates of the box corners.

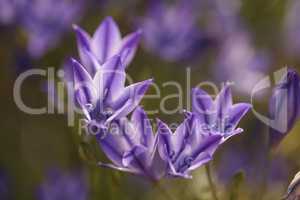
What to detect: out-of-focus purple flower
<box><xmin>214</xmin><ymin>32</ymin><xmax>270</xmax><ymax>95</ymax></box>
<box><xmin>0</xmin><ymin>0</ymin><xmax>20</xmax><ymax>24</ymax></box>
<box><xmin>141</xmin><ymin>0</ymin><xmax>213</xmax><ymax>62</ymax></box>
<box><xmin>73</xmin><ymin>17</ymin><xmax>142</xmax><ymax>75</ymax></box>
<box><xmin>206</xmin><ymin>0</ymin><xmax>242</xmax><ymax>38</ymax></box>
<box><xmin>217</xmin><ymin>146</ymin><xmax>288</xmax><ymax>188</ymax></box>
<box><xmin>269</xmin><ymin>68</ymin><xmax>300</xmax><ymax>147</ymax></box>
<box><xmin>0</xmin><ymin>171</ymin><xmax>10</xmax><ymax>200</ymax></box>
<box><xmin>157</xmin><ymin>115</ymin><xmax>223</xmax><ymax>179</ymax></box>
<box><xmin>284</xmin><ymin>0</ymin><xmax>300</xmax><ymax>56</ymax></box>
<box><xmin>191</xmin><ymin>84</ymin><xmax>251</xmax><ymax>142</ymax></box>
<box><xmin>96</xmin><ymin>107</ymin><xmax>166</xmax><ymax>181</ymax></box>
<box><xmin>70</xmin><ymin>55</ymin><xmax>152</xmax><ymax>131</ymax></box>
<box><xmin>21</xmin><ymin>0</ymin><xmax>83</xmax><ymax>58</ymax></box>
<box><xmin>37</xmin><ymin>169</ymin><xmax>88</xmax><ymax>200</ymax></box>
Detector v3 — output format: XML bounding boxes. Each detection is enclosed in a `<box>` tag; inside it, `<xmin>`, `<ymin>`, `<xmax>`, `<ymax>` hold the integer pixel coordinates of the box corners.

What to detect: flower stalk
<box><xmin>205</xmin><ymin>164</ymin><xmax>219</xmax><ymax>200</ymax></box>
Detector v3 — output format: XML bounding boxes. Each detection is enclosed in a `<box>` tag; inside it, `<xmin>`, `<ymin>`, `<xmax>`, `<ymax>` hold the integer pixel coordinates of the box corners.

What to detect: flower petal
<box><xmin>73</xmin><ymin>24</ymin><xmax>94</xmax><ymax>74</ymax></box>
<box><xmin>192</xmin><ymin>88</ymin><xmax>214</xmax><ymax>124</ymax></box>
<box><xmin>215</xmin><ymin>85</ymin><xmax>233</xmax><ymax>119</ymax></box>
<box><xmin>96</xmin><ymin>125</ymin><xmax>132</xmax><ymax>166</ymax></box>
<box><xmin>187</xmin><ymin>153</ymin><xmax>211</xmax><ymax>171</ymax></box>
<box><xmin>118</xmin><ymin>30</ymin><xmax>142</xmax><ymax>67</ymax></box>
<box><xmin>97</xmin><ymin>161</ymin><xmax>141</xmax><ymax>174</ymax></box>
<box><xmin>122</xmin><ymin>145</ymin><xmax>150</xmax><ymax>175</ymax></box>
<box><xmin>70</xmin><ymin>58</ymin><xmax>96</xmax><ymax>107</ymax></box>
<box><xmin>93</xmin><ymin>55</ymin><xmax>125</xmax><ymax>101</ymax></box>
<box><xmin>228</xmin><ymin>103</ymin><xmax>252</xmax><ymax>129</ymax></box>
<box><xmin>106</xmin><ymin>79</ymin><xmax>153</xmax><ymax>122</ymax></box>
<box><xmin>157</xmin><ymin>119</ymin><xmax>174</xmax><ymax>161</ymax></box>
<box><xmin>92</xmin><ymin>16</ymin><xmax>122</xmax><ymax>63</ymax></box>
<box><xmin>131</xmin><ymin>106</ymin><xmax>154</xmax><ymax>148</ymax></box>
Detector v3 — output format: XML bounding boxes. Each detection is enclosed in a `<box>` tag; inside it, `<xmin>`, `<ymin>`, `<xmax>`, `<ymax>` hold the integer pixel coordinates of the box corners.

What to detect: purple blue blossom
<box><xmin>96</xmin><ymin>107</ymin><xmax>166</xmax><ymax>181</ymax></box>
<box><xmin>73</xmin><ymin>16</ymin><xmax>142</xmax><ymax>75</ymax></box>
<box><xmin>157</xmin><ymin>114</ymin><xmax>222</xmax><ymax>179</ymax></box>
<box><xmin>269</xmin><ymin>68</ymin><xmax>300</xmax><ymax>147</ymax></box>
<box><xmin>191</xmin><ymin>84</ymin><xmax>252</xmax><ymax>141</ymax></box>
<box><xmin>70</xmin><ymin>55</ymin><xmax>152</xmax><ymax>129</ymax></box>
<box><xmin>37</xmin><ymin>169</ymin><xmax>88</xmax><ymax>200</ymax></box>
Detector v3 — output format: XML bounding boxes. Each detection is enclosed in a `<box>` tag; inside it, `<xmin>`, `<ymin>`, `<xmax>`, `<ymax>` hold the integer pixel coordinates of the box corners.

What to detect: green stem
<box><xmin>205</xmin><ymin>164</ymin><xmax>219</xmax><ymax>200</ymax></box>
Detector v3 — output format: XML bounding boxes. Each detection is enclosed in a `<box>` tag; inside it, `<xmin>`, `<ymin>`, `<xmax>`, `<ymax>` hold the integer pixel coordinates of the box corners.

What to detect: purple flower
<box><xmin>73</xmin><ymin>17</ymin><xmax>142</xmax><ymax>75</ymax></box>
<box><xmin>157</xmin><ymin>115</ymin><xmax>222</xmax><ymax>178</ymax></box>
<box><xmin>141</xmin><ymin>0</ymin><xmax>212</xmax><ymax>62</ymax></box>
<box><xmin>21</xmin><ymin>0</ymin><xmax>83</xmax><ymax>58</ymax></box>
<box><xmin>214</xmin><ymin>32</ymin><xmax>269</xmax><ymax>95</ymax></box>
<box><xmin>37</xmin><ymin>169</ymin><xmax>88</xmax><ymax>200</ymax></box>
<box><xmin>96</xmin><ymin>107</ymin><xmax>166</xmax><ymax>181</ymax></box>
<box><xmin>191</xmin><ymin>84</ymin><xmax>252</xmax><ymax>141</ymax></box>
<box><xmin>269</xmin><ymin>68</ymin><xmax>300</xmax><ymax>147</ymax></box>
<box><xmin>70</xmin><ymin>55</ymin><xmax>152</xmax><ymax>131</ymax></box>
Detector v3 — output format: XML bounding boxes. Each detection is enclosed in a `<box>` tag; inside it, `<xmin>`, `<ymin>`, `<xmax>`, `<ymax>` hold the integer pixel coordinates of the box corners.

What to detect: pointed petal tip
<box><xmin>102</xmin><ymin>16</ymin><xmax>117</xmax><ymax>26</ymax></box>
<box><xmin>70</xmin><ymin>57</ymin><xmax>79</xmax><ymax>65</ymax></box>
<box><xmin>155</xmin><ymin>118</ymin><xmax>164</xmax><ymax>126</ymax></box>
<box><xmin>136</xmin><ymin>29</ymin><xmax>143</xmax><ymax>35</ymax></box>
<box><xmin>72</xmin><ymin>24</ymin><xmax>79</xmax><ymax>30</ymax></box>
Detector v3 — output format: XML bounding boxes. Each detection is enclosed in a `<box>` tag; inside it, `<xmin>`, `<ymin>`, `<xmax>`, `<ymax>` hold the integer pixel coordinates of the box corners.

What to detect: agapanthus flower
<box><xmin>140</xmin><ymin>0</ymin><xmax>212</xmax><ymax>62</ymax></box>
<box><xmin>96</xmin><ymin>107</ymin><xmax>166</xmax><ymax>181</ymax></box>
<box><xmin>214</xmin><ymin>32</ymin><xmax>269</xmax><ymax>95</ymax></box>
<box><xmin>269</xmin><ymin>68</ymin><xmax>300</xmax><ymax>147</ymax></box>
<box><xmin>73</xmin><ymin>16</ymin><xmax>142</xmax><ymax>75</ymax></box>
<box><xmin>21</xmin><ymin>0</ymin><xmax>83</xmax><ymax>58</ymax></box>
<box><xmin>37</xmin><ymin>169</ymin><xmax>88</xmax><ymax>200</ymax></box>
<box><xmin>70</xmin><ymin>54</ymin><xmax>152</xmax><ymax>131</ymax></box>
<box><xmin>191</xmin><ymin>84</ymin><xmax>252</xmax><ymax>142</ymax></box>
<box><xmin>157</xmin><ymin>115</ymin><xmax>223</xmax><ymax>178</ymax></box>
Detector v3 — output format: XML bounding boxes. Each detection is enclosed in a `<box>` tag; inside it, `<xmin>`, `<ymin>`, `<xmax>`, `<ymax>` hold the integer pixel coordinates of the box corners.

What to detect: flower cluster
<box><xmin>68</xmin><ymin>17</ymin><xmax>252</xmax><ymax>180</ymax></box>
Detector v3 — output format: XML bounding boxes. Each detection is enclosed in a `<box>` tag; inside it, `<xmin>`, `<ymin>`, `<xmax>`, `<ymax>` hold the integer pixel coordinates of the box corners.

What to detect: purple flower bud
<box><xmin>269</xmin><ymin>68</ymin><xmax>300</xmax><ymax>147</ymax></box>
